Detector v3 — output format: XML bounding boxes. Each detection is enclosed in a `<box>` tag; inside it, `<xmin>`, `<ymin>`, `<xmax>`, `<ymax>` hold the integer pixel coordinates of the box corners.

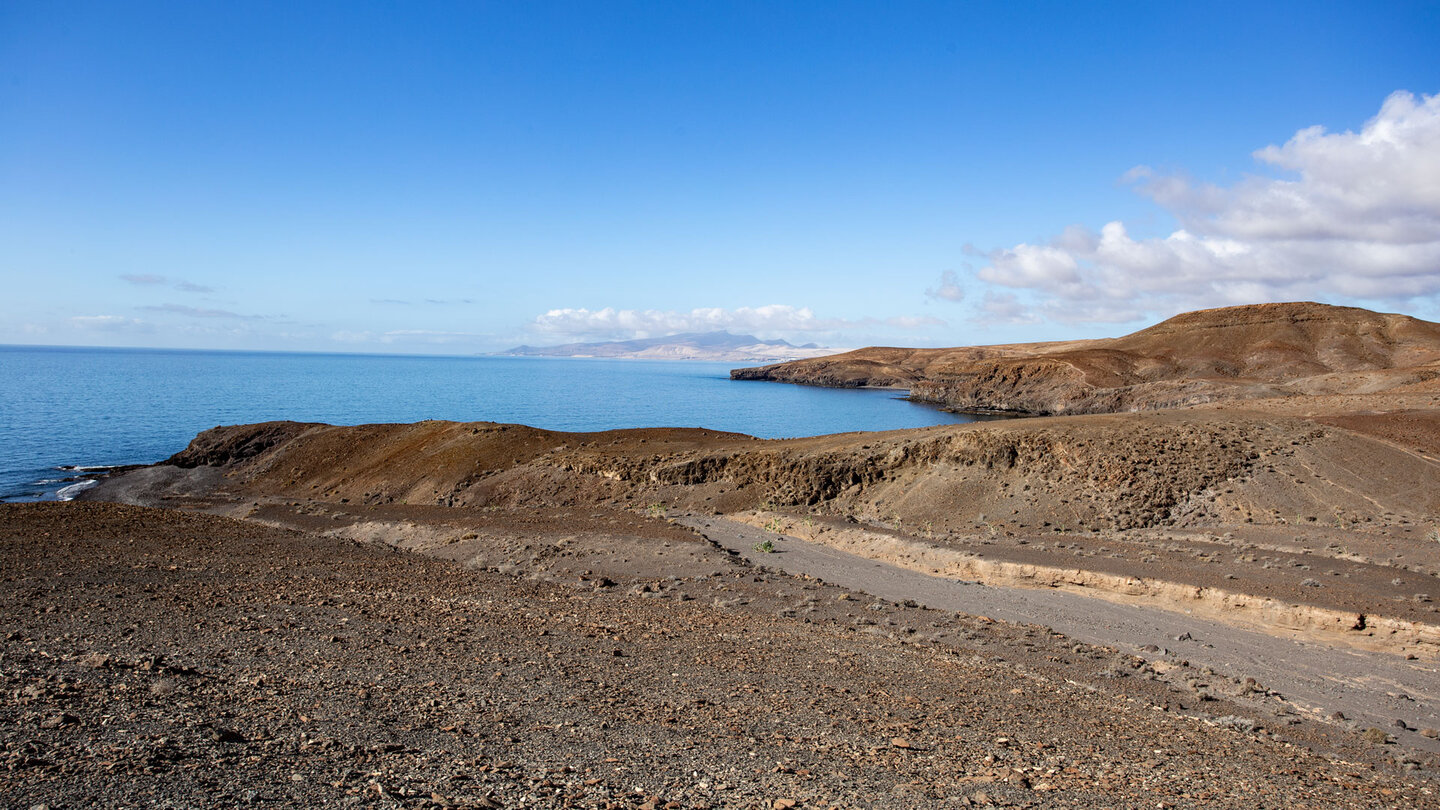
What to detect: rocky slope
<box><xmin>732</xmin><ymin>303</ymin><xmax>1440</xmax><ymax>415</ymax></box>
<box><xmin>86</xmin><ymin>395</ymin><xmax>1440</xmax><ymax>648</ymax></box>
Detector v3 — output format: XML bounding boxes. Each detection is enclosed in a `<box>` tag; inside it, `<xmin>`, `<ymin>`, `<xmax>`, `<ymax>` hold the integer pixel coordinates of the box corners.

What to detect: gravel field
<box><xmin>3</xmin><ymin>502</ymin><xmax>1435</xmax><ymax>808</ymax></box>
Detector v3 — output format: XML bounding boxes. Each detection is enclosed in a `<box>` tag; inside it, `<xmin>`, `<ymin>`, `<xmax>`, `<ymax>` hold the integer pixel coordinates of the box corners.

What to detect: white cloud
<box><xmin>529</xmin><ymin>305</ymin><xmax>944</xmax><ymax>342</ymax></box>
<box><xmin>925</xmin><ymin>270</ymin><xmax>966</xmax><ymax>302</ymax></box>
<box><xmin>968</xmin><ymin>90</ymin><xmax>1440</xmax><ymax>323</ymax></box>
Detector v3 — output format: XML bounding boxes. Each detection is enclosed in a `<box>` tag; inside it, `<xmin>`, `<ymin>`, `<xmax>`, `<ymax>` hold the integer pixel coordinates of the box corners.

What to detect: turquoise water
<box><xmin>0</xmin><ymin>345</ymin><xmax>979</xmax><ymax>501</ymax></box>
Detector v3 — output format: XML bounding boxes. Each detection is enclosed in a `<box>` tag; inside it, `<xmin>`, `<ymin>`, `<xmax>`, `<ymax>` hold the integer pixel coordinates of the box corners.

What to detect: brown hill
<box><xmin>732</xmin><ymin>302</ymin><xmax>1440</xmax><ymax>414</ymax></box>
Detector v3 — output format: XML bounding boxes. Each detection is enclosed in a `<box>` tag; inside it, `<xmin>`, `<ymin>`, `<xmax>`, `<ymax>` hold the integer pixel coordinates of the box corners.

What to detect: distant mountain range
<box><xmin>497</xmin><ymin>331</ymin><xmax>840</xmax><ymax>362</ymax></box>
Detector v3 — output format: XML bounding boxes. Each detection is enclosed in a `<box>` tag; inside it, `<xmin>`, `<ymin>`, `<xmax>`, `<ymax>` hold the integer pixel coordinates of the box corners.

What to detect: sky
<box><xmin>2</xmin><ymin>1</ymin><xmax>1438</xmax><ymax>354</ymax></box>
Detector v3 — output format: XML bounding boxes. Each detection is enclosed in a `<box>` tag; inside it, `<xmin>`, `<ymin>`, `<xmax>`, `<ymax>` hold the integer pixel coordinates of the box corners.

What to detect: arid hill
<box><xmin>99</xmin><ymin>400</ymin><xmax>1440</xmax><ymax>638</ymax></box>
<box><xmin>732</xmin><ymin>302</ymin><xmax>1440</xmax><ymax>415</ymax></box>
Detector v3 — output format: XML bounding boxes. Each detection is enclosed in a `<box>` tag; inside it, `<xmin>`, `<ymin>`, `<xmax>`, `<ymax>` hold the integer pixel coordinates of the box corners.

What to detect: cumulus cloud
<box><xmin>968</xmin><ymin>90</ymin><xmax>1440</xmax><ymax>323</ymax></box>
<box><xmin>926</xmin><ymin>270</ymin><xmax>966</xmax><ymax>302</ymax></box>
<box><xmin>529</xmin><ymin>305</ymin><xmax>943</xmax><ymax>341</ymax></box>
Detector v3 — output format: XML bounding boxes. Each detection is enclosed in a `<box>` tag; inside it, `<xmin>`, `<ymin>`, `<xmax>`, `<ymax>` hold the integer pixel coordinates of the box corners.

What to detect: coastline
<box><xmin>10</xmin><ymin>302</ymin><xmax>1440</xmax><ymax>802</ymax></box>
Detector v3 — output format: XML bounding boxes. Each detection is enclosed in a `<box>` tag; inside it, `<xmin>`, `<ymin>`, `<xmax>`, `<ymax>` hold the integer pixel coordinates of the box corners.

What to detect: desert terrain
<box><xmin>6</xmin><ymin>302</ymin><xmax>1440</xmax><ymax>807</ymax></box>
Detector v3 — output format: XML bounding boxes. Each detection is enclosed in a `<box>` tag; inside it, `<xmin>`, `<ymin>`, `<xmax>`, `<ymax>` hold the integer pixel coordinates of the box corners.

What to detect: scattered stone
<box><xmin>208</xmin><ymin>727</ymin><xmax>246</xmax><ymax>744</ymax></box>
<box><xmin>80</xmin><ymin>652</ymin><xmax>112</xmax><ymax>669</ymax></box>
<box><xmin>3</xmin><ymin>498</ymin><xmax>1433</xmax><ymax>808</ymax></box>
<box><xmin>39</xmin><ymin>713</ymin><xmax>79</xmax><ymax>729</ymax></box>
<box><xmin>1360</xmin><ymin>728</ymin><xmax>1394</xmax><ymax>744</ymax></box>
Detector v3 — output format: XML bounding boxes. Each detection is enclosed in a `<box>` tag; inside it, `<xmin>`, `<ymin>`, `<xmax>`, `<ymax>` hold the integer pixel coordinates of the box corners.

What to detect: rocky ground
<box><xmin>4</xmin><ymin>501</ymin><xmax>1437</xmax><ymax>808</ymax></box>
<box><xmin>9</xmin><ymin>301</ymin><xmax>1440</xmax><ymax>807</ymax></box>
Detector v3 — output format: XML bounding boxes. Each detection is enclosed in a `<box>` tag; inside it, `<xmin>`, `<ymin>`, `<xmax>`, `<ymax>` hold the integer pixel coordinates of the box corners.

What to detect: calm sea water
<box><xmin>0</xmin><ymin>345</ymin><xmax>980</xmax><ymax>502</ymax></box>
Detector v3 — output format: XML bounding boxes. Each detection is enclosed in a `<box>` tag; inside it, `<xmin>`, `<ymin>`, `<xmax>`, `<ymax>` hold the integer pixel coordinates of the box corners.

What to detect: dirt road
<box><xmin>678</xmin><ymin>514</ymin><xmax>1440</xmax><ymax>754</ymax></box>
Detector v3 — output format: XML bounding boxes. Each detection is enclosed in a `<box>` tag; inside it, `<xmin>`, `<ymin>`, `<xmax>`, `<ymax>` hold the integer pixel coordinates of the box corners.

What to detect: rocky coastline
<box><xmin>8</xmin><ymin>301</ymin><xmax>1440</xmax><ymax>806</ymax></box>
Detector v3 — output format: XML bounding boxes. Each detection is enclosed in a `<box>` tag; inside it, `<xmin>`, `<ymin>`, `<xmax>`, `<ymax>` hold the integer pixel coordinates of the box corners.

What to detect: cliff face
<box><xmin>732</xmin><ymin>302</ymin><xmax>1440</xmax><ymax>415</ymax></box>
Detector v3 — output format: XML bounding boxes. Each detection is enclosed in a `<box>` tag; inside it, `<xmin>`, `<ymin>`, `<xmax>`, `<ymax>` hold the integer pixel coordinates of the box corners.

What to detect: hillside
<box><xmin>77</xmin><ymin>390</ymin><xmax>1440</xmax><ymax>763</ymax></box>
<box><xmin>732</xmin><ymin>302</ymin><xmax>1440</xmax><ymax>414</ymax></box>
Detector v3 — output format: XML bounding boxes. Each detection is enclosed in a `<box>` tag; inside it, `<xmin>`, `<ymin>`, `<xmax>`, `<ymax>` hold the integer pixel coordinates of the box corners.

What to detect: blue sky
<box><xmin>2</xmin><ymin>1</ymin><xmax>1437</xmax><ymax>353</ymax></box>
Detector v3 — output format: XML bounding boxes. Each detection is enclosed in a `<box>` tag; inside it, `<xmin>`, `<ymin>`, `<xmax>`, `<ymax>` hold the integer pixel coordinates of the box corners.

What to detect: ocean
<box><xmin>0</xmin><ymin>345</ymin><xmax>984</xmax><ymax>502</ymax></box>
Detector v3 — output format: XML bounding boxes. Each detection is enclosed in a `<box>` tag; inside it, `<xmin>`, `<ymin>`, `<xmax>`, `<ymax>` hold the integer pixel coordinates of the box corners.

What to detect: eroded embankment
<box><xmin>557</xmin><ymin>414</ymin><xmax>1274</xmax><ymax>530</ymax></box>
<box><xmin>168</xmin><ymin>410</ymin><xmax>1438</xmax><ymax>543</ymax></box>
<box><xmin>729</xmin><ymin>511</ymin><xmax>1440</xmax><ymax>659</ymax></box>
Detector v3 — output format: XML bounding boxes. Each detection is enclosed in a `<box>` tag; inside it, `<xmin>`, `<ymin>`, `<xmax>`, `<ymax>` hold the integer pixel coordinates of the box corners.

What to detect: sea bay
<box><xmin>0</xmin><ymin>345</ymin><xmax>979</xmax><ymax>502</ymax></box>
